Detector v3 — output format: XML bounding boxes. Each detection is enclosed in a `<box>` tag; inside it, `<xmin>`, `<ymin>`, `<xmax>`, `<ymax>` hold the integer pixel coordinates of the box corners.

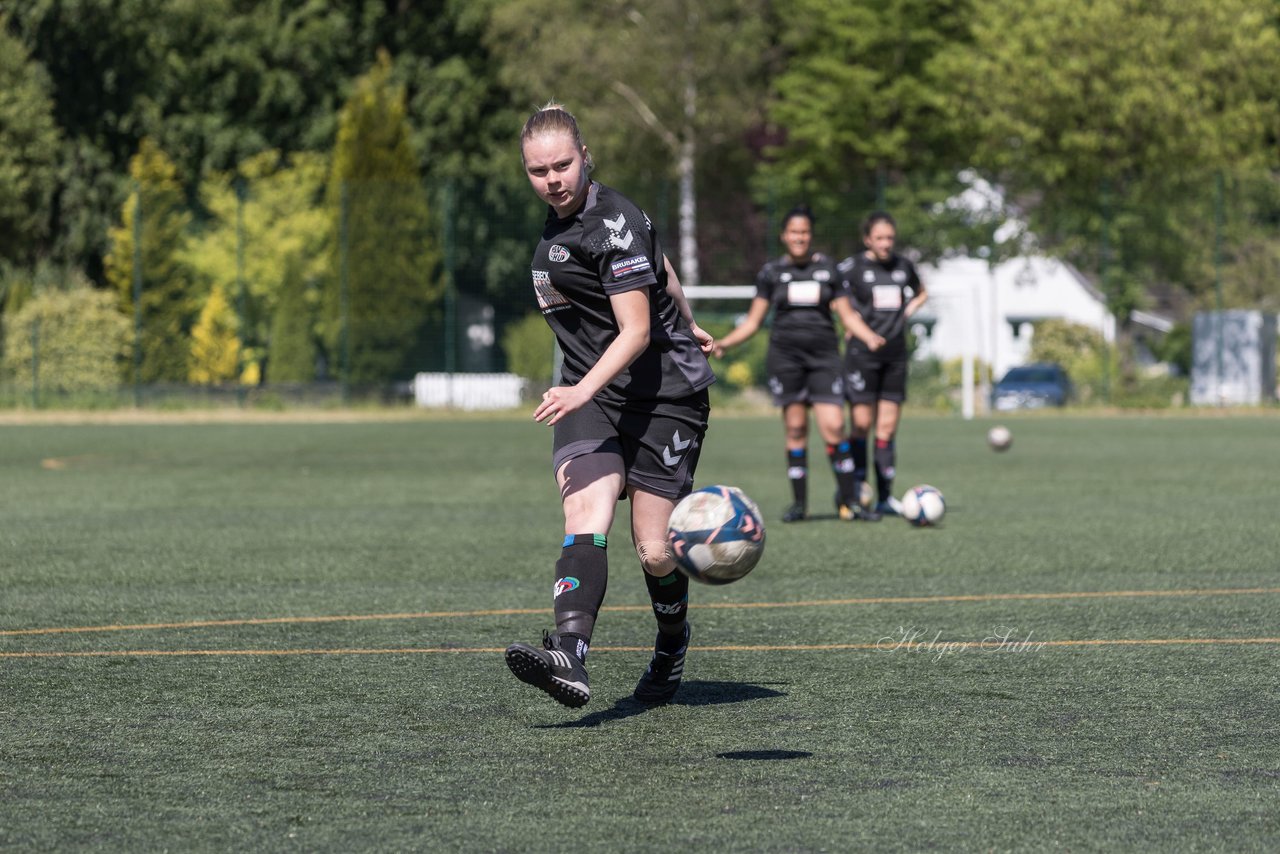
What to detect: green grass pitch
<box><xmin>2</xmin><ymin>412</ymin><xmax>1278</xmax><ymax>850</ymax></box>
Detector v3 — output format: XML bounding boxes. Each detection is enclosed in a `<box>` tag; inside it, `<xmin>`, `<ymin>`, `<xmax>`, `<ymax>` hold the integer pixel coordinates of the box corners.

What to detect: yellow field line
<box><xmin>3</xmin><ymin>637</ymin><xmax>1280</xmax><ymax>659</ymax></box>
<box><xmin>4</xmin><ymin>586</ymin><xmax>1278</xmax><ymax>638</ymax></box>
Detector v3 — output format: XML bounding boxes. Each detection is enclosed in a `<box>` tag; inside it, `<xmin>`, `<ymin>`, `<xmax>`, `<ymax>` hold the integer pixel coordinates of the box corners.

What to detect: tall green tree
<box><xmin>323</xmin><ymin>50</ymin><xmax>439</xmax><ymax>384</ymax></box>
<box><xmin>268</xmin><ymin>255</ymin><xmax>318</xmax><ymax>383</ymax></box>
<box><xmin>183</xmin><ymin>149</ymin><xmax>330</xmax><ymax>378</ymax></box>
<box><xmin>103</xmin><ymin>138</ymin><xmax>196</xmax><ymax>383</ymax></box>
<box><xmin>0</xmin><ymin>21</ymin><xmax>60</xmax><ymax>266</ymax></box>
<box><xmin>936</xmin><ymin>0</ymin><xmax>1280</xmax><ymax>315</ymax></box>
<box><xmin>487</xmin><ymin>0</ymin><xmax>773</xmax><ymax>285</ymax></box>
<box><xmin>764</xmin><ymin>0</ymin><xmax>977</xmax><ymax>258</ymax></box>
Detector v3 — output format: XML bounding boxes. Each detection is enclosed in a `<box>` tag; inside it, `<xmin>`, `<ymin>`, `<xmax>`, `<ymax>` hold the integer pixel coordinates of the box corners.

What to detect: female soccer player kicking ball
<box><xmin>505</xmin><ymin>103</ymin><xmax>716</xmax><ymax>708</ymax></box>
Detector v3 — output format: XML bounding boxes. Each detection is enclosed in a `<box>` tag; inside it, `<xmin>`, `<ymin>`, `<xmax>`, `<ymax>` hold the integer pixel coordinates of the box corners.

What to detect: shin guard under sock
<box><xmin>644</xmin><ymin>570</ymin><xmax>689</xmax><ymax>652</ymax></box>
<box><xmin>852</xmin><ymin>436</ymin><xmax>869</xmax><ymax>488</ymax></box>
<box><xmin>554</xmin><ymin>533</ymin><xmax>608</xmax><ymax>660</ymax></box>
<box><xmin>786</xmin><ymin>448</ymin><xmax>807</xmax><ymax>508</ymax></box>
<box><xmin>827</xmin><ymin>441</ymin><xmax>858</xmax><ymax>508</ymax></box>
<box><xmin>874</xmin><ymin>439</ymin><xmax>896</xmax><ymax>502</ymax></box>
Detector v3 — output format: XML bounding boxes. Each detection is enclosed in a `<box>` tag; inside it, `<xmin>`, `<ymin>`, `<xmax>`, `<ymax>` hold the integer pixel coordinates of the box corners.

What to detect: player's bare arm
<box><xmin>833</xmin><ymin>294</ymin><xmax>885</xmax><ymax>352</ymax></box>
<box><xmin>663</xmin><ymin>255</ymin><xmax>714</xmax><ymax>353</ymax></box>
<box><xmin>712</xmin><ymin>296</ymin><xmax>770</xmax><ymax>358</ymax></box>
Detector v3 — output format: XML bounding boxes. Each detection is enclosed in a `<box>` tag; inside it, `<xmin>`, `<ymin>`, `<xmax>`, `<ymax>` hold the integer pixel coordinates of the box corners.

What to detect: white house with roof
<box><xmin>904</xmin><ymin>173</ymin><xmax>1118</xmax><ymax>379</ymax></box>
<box><xmin>911</xmin><ymin>253</ymin><xmax>1117</xmax><ymax>380</ymax></box>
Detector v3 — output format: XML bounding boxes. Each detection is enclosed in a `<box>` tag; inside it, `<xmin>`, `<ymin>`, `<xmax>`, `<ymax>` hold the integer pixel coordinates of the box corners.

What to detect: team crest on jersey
<box><xmin>862</xmin><ymin>270</ymin><xmax>876</xmax><ymax>283</ymax></box>
<box><xmin>814</xmin><ymin>269</ymin><xmax>831</xmax><ymax>282</ymax></box>
<box><xmin>548</xmin><ymin>244</ymin><xmax>570</xmax><ymax>263</ymax></box>
<box><xmin>780</xmin><ymin>272</ymin><xmax>793</xmax><ymax>283</ymax></box>
<box><xmin>532</xmin><ymin>269</ymin><xmax>569</xmax><ymax>312</ymax></box>
<box><xmin>603</xmin><ymin>213</ymin><xmax>634</xmax><ymax>250</ymax></box>
<box><xmin>892</xmin><ymin>269</ymin><xmax>907</xmax><ymax>283</ymax></box>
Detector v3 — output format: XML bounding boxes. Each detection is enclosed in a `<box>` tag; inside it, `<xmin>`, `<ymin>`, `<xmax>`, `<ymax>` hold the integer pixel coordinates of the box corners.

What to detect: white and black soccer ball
<box><xmin>668</xmin><ymin>485</ymin><xmax>765</xmax><ymax>585</ymax></box>
<box><xmin>988</xmin><ymin>425</ymin><xmax>1013</xmax><ymax>452</ymax></box>
<box><xmin>900</xmin><ymin>485</ymin><xmax>946</xmax><ymax>527</ymax></box>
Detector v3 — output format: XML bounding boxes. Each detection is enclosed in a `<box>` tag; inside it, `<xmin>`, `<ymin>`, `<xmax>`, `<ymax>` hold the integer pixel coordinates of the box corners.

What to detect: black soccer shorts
<box><xmin>843</xmin><ymin>351</ymin><xmax>908</xmax><ymax>405</ymax></box>
<box><xmin>552</xmin><ymin>390</ymin><xmax>710</xmax><ymax>500</ymax></box>
<box><xmin>764</xmin><ymin>344</ymin><xmax>845</xmax><ymax>407</ymax></box>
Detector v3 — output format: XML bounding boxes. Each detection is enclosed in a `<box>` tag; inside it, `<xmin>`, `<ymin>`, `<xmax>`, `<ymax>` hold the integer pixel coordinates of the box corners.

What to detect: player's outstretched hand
<box><xmin>534</xmin><ymin>385</ymin><xmax>589</xmax><ymax>426</ymax></box>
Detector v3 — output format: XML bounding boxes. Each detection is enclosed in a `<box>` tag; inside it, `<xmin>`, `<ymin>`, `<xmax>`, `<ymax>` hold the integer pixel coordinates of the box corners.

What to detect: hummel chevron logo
<box><xmin>604</xmin><ymin>213</ymin><xmax>626</xmax><ymax>231</ymax></box>
<box><xmin>610</xmin><ymin>230</ymin><xmax>634</xmax><ymax>250</ymax></box>
<box><xmin>662</xmin><ymin>430</ymin><xmax>692</xmax><ymax>466</ymax></box>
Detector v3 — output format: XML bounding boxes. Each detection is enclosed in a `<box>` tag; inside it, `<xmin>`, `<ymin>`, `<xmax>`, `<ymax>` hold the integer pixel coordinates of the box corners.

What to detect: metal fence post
<box><xmin>340</xmin><ymin>181</ymin><xmax>351</xmax><ymax>403</ymax></box>
<box><xmin>132</xmin><ymin>186</ymin><xmax>143</xmax><ymax>407</ymax></box>
<box><xmin>1214</xmin><ymin>171</ymin><xmax>1225</xmax><ymax>407</ymax></box>
<box><xmin>30</xmin><ymin>317</ymin><xmax>39</xmax><ymax>409</ymax></box>
<box><xmin>442</xmin><ymin>180</ymin><xmax>457</xmax><ymax>375</ymax></box>
<box><xmin>235</xmin><ymin>176</ymin><xmax>247</xmax><ymax>399</ymax></box>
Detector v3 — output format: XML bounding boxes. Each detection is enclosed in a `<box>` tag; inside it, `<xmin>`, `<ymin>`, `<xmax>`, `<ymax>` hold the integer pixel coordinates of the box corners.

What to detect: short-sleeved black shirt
<box><xmin>838</xmin><ymin>252</ymin><xmax>923</xmax><ymax>360</ymax></box>
<box><xmin>754</xmin><ymin>253</ymin><xmax>843</xmax><ymax>356</ymax></box>
<box><xmin>531</xmin><ymin>182</ymin><xmax>715</xmax><ymax>403</ymax></box>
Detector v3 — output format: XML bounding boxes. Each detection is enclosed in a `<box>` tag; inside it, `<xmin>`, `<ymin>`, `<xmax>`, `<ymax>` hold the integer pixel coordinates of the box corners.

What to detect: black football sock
<box><xmin>644</xmin><ymin>570</ymin><xmax>689</xmax><ymax>652</ymax></box>
<box><xmin>827</xmin><ymin>441</ymin><xmax>858</xmax><ymax>508</ymax></box>
<box><xmin>852</xmin><ymin>436</ymin><xmax>869</xmax><ymax>490</ymax></box>
<box><xmin>554</xmin><ymin>534</ymin><xmax>609</xmax><ymax>661</ymax></box>
<box><xmin>786</xmin><ymin>448</ymin><xmax>807</xmax><ymax>508</ymax></box>
<box><xmin>874</xmin><ymin>438</ymin><xmax>896</xmax><ymax>502</ymax></box>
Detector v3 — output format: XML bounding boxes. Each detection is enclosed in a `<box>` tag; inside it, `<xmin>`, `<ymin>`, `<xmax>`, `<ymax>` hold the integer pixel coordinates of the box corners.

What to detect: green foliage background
<box><xmin>0</xmin><ymin>277</ymin><xmax>131</xmax><ymax>392</ymax></box>
<box><xmin>1</xmin><ymin>0</ymin><xmax>1278</xmax><ymax>390</ymax></box>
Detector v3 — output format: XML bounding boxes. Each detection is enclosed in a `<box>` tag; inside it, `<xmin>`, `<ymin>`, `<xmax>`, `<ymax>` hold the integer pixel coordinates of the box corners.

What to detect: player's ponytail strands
<box><xmin>520</xmin><ymin>101</ymin><xmax>595</xmax><ymax>172</ymax></box>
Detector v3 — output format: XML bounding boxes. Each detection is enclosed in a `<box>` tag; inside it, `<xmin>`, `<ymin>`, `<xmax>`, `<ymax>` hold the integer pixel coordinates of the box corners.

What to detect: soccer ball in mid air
<box><xmin>988</xmin><ymin>425</ymin><xmax>1013</xmax><ymax>451</ymax></box>
<box><xmin>900</xmin><ymin>485</ymin><xmax>946</xmax><ymax>527</ymax></box>
<box><xmin>668</xmin><ymin>485</ymin><xmax>766</xmax><ymax>585</ymax></box>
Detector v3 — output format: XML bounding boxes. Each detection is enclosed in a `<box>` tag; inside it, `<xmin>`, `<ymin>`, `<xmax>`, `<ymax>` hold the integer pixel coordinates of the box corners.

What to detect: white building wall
<box><xmin>914</xmin><ymin>255</ymin><xmax>1115</xmax><ymax>378</ymax></box>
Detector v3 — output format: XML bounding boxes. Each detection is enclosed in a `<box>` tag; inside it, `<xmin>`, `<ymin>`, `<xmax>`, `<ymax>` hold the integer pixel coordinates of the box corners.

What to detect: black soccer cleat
<box><xmin>633</xmin><ymin>623</ymin><xmax>690</xmax><ymax>704</ymax></box>
<box><xmin>781</xmin><ymin>503</ymin><xmax>807</xmax><ymax>523</ymax></box>
<box><xmin>876</xmin><ymin>496</ymin><xmax>903</xmax><ymax>517</ymax></box>
<box><xmin>505</xmin><ymin>631</ymin><xmax>590</xmax><ymax>709</ymax></box>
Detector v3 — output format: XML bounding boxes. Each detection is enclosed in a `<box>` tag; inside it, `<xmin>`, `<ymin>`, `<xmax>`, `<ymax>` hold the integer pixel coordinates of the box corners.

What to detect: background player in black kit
<box><xmin>714</xmin><ymin>206</ymin><xmax>884</xmax><ymax>523</ymax></box>
<box><xmin>839</xmin><ymin>211</ymin><xmax>928</xmax><ymax>516</ymax></box>
<box><xmin>505</xmin><ymin>103</ymin><xmax>716</xmax><ymax>709</ymax></box>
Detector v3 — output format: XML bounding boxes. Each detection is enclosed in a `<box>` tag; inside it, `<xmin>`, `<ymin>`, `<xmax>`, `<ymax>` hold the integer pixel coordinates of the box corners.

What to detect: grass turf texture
<box><xmin>2</xmin><ymin>413</ymin><xmax>1278</xmax><ymax>850</ymax></box>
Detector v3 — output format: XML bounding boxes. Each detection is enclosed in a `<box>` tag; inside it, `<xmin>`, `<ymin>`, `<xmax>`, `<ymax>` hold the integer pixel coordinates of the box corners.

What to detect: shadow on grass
<box><xmin>716</xmin><ymin>749</ymin><xmax>813</xmax><ymax>761</ymax></box>
<box><xmin>536</xmin><ymin>680</ymin><xmax>786</xmax><ymax>729</ymax></box>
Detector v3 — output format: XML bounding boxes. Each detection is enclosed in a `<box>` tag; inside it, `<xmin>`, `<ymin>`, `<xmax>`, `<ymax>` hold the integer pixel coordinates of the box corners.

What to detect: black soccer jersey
<box><xmin>530</xmin><ymin>182</ymin><xmax>715</xmax><ymax>403</ymax></box>
<box><xmin>754</xmin><ymin>253</ymin><xmax>844</xmax><ymax>354</ymax></box>
<box><xmin>838</xmin><ymin>252</ymin><xmax>922</xmax><ymax>359</ymax></box>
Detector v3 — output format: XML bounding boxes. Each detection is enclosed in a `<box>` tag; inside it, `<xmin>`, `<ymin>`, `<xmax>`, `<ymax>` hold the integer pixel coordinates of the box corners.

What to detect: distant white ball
<box><xmin>668</xmin><ymin>485</ymin><xmax>766</xmax><ymax>585</ymax></box>
<box><xmin>900</xmin><ymin>485</ymin><xmax>946</xmax><ymax>527</ymax></box>
<box><xmin>987</xmin><ymin>425</ymin><xmax>1013</xmax><ymax>452</ymax></box>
